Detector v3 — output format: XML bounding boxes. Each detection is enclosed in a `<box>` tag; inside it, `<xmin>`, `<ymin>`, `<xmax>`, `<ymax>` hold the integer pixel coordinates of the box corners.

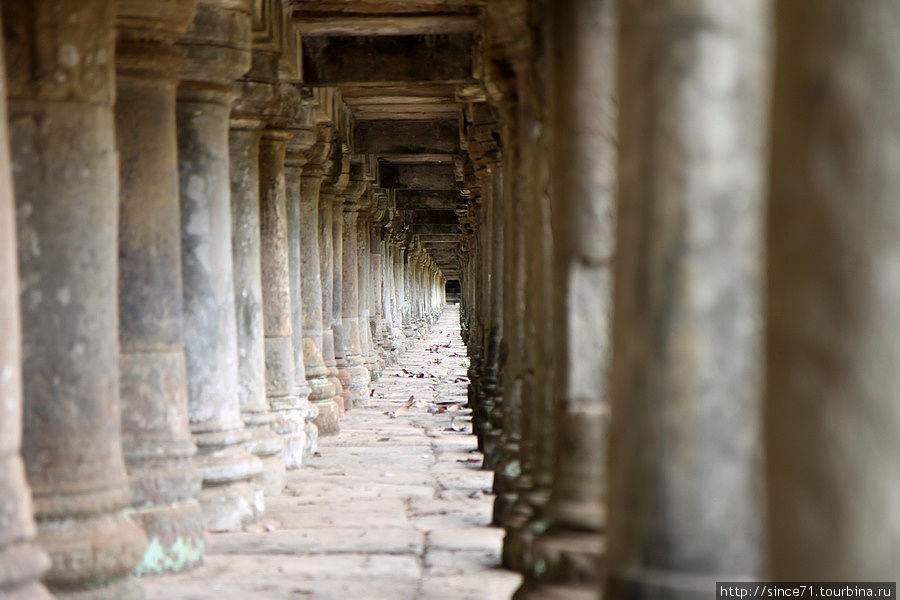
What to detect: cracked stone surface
<box><xmin>144</xmin><ymin>305</ymin><xmax>521</xmax><ymax>599</ymax></box>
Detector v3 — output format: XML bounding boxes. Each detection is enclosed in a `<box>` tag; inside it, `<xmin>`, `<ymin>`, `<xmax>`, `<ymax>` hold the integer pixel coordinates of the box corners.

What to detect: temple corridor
<box><xmin>2</xmin><ymin>1</ymin><xmax>900</xmax><ymax>600</ymax></box>
<box><xmin>143</xmin><ymin>306</ymin><xmax>522</xmax><ymax>600</ymax></box>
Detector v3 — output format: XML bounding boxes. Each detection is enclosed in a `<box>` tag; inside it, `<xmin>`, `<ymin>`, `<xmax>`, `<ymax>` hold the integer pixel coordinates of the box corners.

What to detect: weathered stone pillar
<box><xmin>340</xmin><ymin>189</ymin><xmax>373</xmax><ymax>408</ymax></box>
<box><xmin>5</xmin><ymin>1</ymin><xmax>148</xmax><ymax>595</ymax></box>
<box><xmin>115</xmin><ymin>0</ymin><xmax>205</xmax><ymax>575</ymax></box>
<box><xmin>259</xmin><ymin>125</ymin><xmax>307</xmax><ymax>469</ymax></box>
<box><xmin>606</xmin><ymin>0</ymin><xmax>769</xmax><ymax>595</ymax></box>
<box><xmin>0</xmin><ymin>12</ymin><xmax>52</xmax><ymax>594</ymax></box>
<box><xmin>766</xmin><ymin>0</ymin><xmax>900</xmax><ymax>579</ymax></box>
<box><xmin>230</xmin><ymin>59</ymin><xmax>285</xmax><ymax>495</ymax></box>
<box><xmin>300</xmin><ymin>134</ymin><xmax>340</xmax><ymax>434</ymax></box>
<box><xmin>387</xmin><ymin>235</ymin><xmax>407</xmax><ymax>356</ymax></box>
<box><xmin>359</xmin><ymin>211</ymin><xmax>380</xmax><ymax>379</ymax></box>
<box><xmin>380</xmin><ymin>237</ymin><xmax>397</xmax><ymax>362</ymax></box>
<box><xmin>331</xmin><ymin>176</ymin><xmax>351</xmax><ymax>409</ymax></box>
<box><xmin>401</xmin><ymin>246</ymin><xmax>415</xmax><ymax>338</ymax></box>
<box><xmin>514</xmin><ymin>0</ymin><xmax>612</xmax><ymax>596</ymax></box>
<box><xmin>176</xmin><ymin>0</ymin><xmax>264</xmax><ymax>532</ymax></box>
<box><xmin>370</xmin><ymin>223</ymin><xmax>389</xmax><ymax>371</ymax></box>
<box><xmin>284</xmin><ymin>120</ymin><xmax>320</xmax><ymax>458</ymax></box>
<box><xmin>319</xmin><ymin>152</ymin><xmax>349</xmax><ymax>414</ymax></box>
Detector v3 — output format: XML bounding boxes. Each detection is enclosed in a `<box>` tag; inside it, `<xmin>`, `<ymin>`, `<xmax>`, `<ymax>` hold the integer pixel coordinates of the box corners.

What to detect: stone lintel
<box><xmin>395</xmin><ymin>189</ymin><xmax>464</xmax><ymax>210</ymax></box>
<box><xmin>380</xmin><ymin>164</ymin><xmax>457</xmax><ymax>190</ymax></box>
<box><xmin>293</xmin><ymin>14</ymin><xmax>478</xmax><ymax>36</ymax></box>
<box><xmin>354</xmin><ymin>120</ymin><xmax>460</xmax><ymax>154</ymax></box>
<box><xmin>301</xmin><ymin>34</ymin><xmax>474</xmax><ymax>85</ymax></box>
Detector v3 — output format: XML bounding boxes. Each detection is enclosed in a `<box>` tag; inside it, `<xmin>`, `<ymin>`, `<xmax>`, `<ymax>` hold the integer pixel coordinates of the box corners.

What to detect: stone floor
<box><xmin>145</xmin><ymin>305</ymin><xmax>521</xmax><ymax>600</ymax></box>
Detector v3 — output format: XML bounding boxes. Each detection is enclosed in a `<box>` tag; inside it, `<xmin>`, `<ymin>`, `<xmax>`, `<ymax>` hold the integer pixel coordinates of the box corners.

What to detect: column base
<box><xmin>606</xmin><ymin>567</ymin><xmax>731</xmax><ymax>600</ymax></box>
<box><xmin>312</xmin><ymin>399</ymin><xmax>341</xmax><ymax>435</ymax></box>
<box><xmin>255</xmin><ymin>455</ymin><xmax>287</xmax><ymax>496</ymax></box>
<box><xmin>522</xmin><ymin>528</ymin><xmax>603</xmax><ymax>596</ymax></box>
<box><xmin>0</xmin><ymin>542</ymin><xmax>51</xmax><ymax>600</ymax></box>
<box><xmin>514</xmin><ymin>582</ymin><xmax>599</xmax><ymax>600</ymax></box>
<box><xmin>50</xmin><ymin>576</ymin><xmax>144</xmax><ymax>600</ymax></box>
<box><xmin>193</xmin><ymin>438</ymin><xmax>264</xmax><ymax>532</ymax></box>
<box><xmin>197</xmin><ymin>481</ymin><xmax>264</xmax><ymax>533</ymax></box>
<box><xmin>304</xmin><ymin>416</ymin><xmax>319</xmax><ymax>458</ymax></box>
<box><xmin>270</xmin><ymin>402</ymin><xmax>308</xmax><ymax>471</ymax></box>
<box><xmin>133</xmin><ymin>499</ymin><xmax>204</xmax><ymax>576</ymax></box>
<box><xmin>342</xmin><ymin>361</ymin><xmax>371</xmax><ymax>408</ymax></box>
<box><xmin>2</xmin><ymin>582</ymin><xmax>53</xmax><ymax>600</ymax></box>
<box><xmin>244</xmin><ymin>420</ymin><xmax>286</xmax><ymax>495</ymax></box>
<box><xmin>326</xmin><ymin>371</ymin><xmax>346</xmax><ymax>417</ymax></box>
<box><xmin>38</xmin><ymin>510</ymin><xmax>147</xmax><ymax>598</ymax></box>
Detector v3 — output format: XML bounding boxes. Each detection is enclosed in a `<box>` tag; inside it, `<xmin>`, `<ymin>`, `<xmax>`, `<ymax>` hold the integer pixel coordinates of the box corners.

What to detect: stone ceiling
<box><xmin>287</xmin><ymin>0</ymin><xmax>490</xmax><ymax>280</ymax></box>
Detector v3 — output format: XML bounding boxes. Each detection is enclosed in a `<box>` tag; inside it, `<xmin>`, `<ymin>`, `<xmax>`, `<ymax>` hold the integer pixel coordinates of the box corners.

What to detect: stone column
<box><xmin>355</xmin><ymin>212</ymin><xmax>380</xmax><ymax>381</ymax></box>
<box><xmin>501</xmin><ymin>109</ymin><xmax>541</xmax><ymax>572</ymax></box>
<box><xmin>381</xmin><ymin>237</ymin><xmax>397</xmax><ymax>362</ymax></box>
<box><xmin>319</xmin><ymin>154</ymin><xmax>348</xmax><ymax>414</ymax></box>
<box><xmin>370</xmin><ymin>226</ymin><xmax>388</xmax><ymax>371</ymax></box>
<box><xmin>258</xmin><ymin>127</ymin><xmax>308</xmax><ymax>469</ymax></box>
<box><xmin>606</xmin><ymin>0</ymin><xmax>769</xmax><ymax>595</ymax></box>
<box><xmin>340</xmin><ymin>192</ymin><xmax>373</xmax><ymax>407</ymax></box>
<box><xmin>5</xmin><ymin>1</ymin><xmax>148</xmax><ymax>595</ymax></box>
<box><xmin>176</xmin><ymin>0</ymin><xmax>264</xmax><ymax>532</ymax></box>
<box><xmin>115</xmin><ymin>0</ymin><xmax>205</xmax><ymax>575</ymax></box>
<box><xmin>401</xmin><ymin>246</ymin><xmax>415</xmax><ymax>338</ymax></box>
<box><xmin>766</xmin><ymin>0</ymin><xmax>900</xmax><ymax>579</ymax></box>
<box><xmin>331</xmin><ymin>191</ymin><xmax>348</xmax><ymax>406</ymax></box>
<box><xmin>285</xmin><ymin>123</ymin><xmax>320</xmax><ymax>457</ymax></box>
<box><xmin>230</xmin><ymin>61</ymin><xmax>285</xmax><ymax>495</ymax></box>
<box><xmin>514</xmin><ymin>0</ymin><xmax>612</xmax><ymax>596</ymax></box>
<box><xmin>387</xmin><ymin>236</ymin><xmax>407</xmax><ymax>356</ymax></box>
<box><xmin>299</xmin><ymin>136</ymin><xmax>340</xmax><ymax>434</ymax></box>
<box><xmin>0</xmin><ymin>9</ymin><xmax>52</xmax><ymax>593</ymax></box>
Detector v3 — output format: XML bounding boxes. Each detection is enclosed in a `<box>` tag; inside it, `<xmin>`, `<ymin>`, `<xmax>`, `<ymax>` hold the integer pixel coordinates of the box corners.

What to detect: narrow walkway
<box><xmin>145</xmin><ymin>305</ymin><xmax>521</xmax><ymax>600</ymax></box>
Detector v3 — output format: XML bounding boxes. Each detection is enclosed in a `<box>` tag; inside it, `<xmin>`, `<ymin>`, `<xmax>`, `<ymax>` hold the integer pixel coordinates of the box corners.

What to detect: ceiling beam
<box><xmin>380</xmin><ymin>163</ymin><xmax>457</xmax><ymax>190</ymax></box>
<box><xmin>410</xmin><ymin>224</ymin><xmax>460</xmax><ymax>235</ymax></box>
<box><xmin>354</xmin><ymin>120</ymin><xmax>460</xmax><ymax>154</ymax></box>
<box><xmin>395</xmin><ymin>189</ymin><xmax>464</xmax><ymax>210</ymax></box>
<box><xmin>293</xmin><ymin>15</ymin><xmax>478</xmax><ymax>36</ymax></box>
<box><xmin>289</xmin><ymin>1</ymin><xmax>481</xmax><ymax>15</ymax></box>
<box><xmin>301</xmin><ymin>34</ymin><xmax>474</xmax><ymax>86</ymax></box>
<box><xmin>405</xmin><ymin>210</ymin><xmax>459</xmax><ymax>225</ymax></box>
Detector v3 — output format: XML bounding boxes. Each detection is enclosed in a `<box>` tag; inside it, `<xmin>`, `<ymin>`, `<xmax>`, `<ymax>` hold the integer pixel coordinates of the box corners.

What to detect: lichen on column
<box><xmin>115</xmin><ymin>0</ymin><xmax>206</xmax><ymax>576</ymax></box>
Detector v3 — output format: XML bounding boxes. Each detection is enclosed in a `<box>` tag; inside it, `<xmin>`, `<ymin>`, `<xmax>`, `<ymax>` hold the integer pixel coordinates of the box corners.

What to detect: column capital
<box><xmin>116</xmin><ymin>0</ymin><xmax>196</xmax><ymax>80</ymax></box>
<box><xmin>177</xmin><ymin>0</ymin><xmax>253</xmax><ymax>103</ymax></box>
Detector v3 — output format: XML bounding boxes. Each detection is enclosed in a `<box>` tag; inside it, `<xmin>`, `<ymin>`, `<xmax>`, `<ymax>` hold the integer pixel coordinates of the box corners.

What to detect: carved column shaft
<box><xmin>337</xmin><ymin>176</ymin><xmax>370</xmax><ymax>408</ymax></box>
<box><xmin>5</xmin><ymin>1</ymin><xmax>148</xmax><ymax>595</ymax></box>
<box><xmin>259</xmin><ymin>128</ymin><xmax>305</xmax><ymax>469</ymax></box>
<box><xmin>606</xmin><ymin>0</ymin><xmax>769</xmax><ymax>595</ymax></box>
<box><xmin>115</xmin><ymin>0</ymin><xmax>205</xmax><ymax>575</ymax></box>
<box><xmin>176</xmin><ymin>0</ymin><xmax>263</xmax><ymax>532</ymax></box>
<box><xmin>229</xmin><ymin>68</ymin><xmax>285</xmax><ymax>495</ymax></box>
<box><xmin>0</xmin><ymin>6</ymin><xmax>51</xmax><ymax>593</ymax></box>
<box><xmin>319</xmin><ymin>161</ymin><xmax>347</xmax><ymax>414</ymax></box>
<box><xmin>300</xmin><ymin>157</ymin><xmax>340</xmax><ymax>434</ymax></box>
<box><xmin>285</xmin><ymin>130</ymin><xmax>320</xmax><ymax>457</ymax></box>
<box><xmin>766</xmin><ymin>0</ymin><xmax>900</xmax><ymax>579</ymax></box>
<box><xmin>515</xmin><ymin>0</ymin><xmax>612</xmax><ymax>595</ymax></box>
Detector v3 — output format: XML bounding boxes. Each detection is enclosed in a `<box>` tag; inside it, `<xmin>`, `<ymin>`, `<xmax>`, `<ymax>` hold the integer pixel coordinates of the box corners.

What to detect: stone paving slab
<box><xmin>143</xmin><ymin>306</ymin><xmax>521</xmax><ymax>600</ymax></box>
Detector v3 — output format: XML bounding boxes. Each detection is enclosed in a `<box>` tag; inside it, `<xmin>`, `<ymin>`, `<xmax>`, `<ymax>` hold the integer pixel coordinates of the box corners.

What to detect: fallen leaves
<box><xmin>383</xmin><ymin>395</ymin><xmax>416</xmax><ymax>419</ymax></box>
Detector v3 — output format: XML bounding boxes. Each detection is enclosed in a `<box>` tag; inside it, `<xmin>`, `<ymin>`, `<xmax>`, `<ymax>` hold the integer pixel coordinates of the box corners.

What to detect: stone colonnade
<box><xmin>1</xmin><ymin>0</ymin><xmax>899</xmax><ymax>597</ymax></box>
<box><xmin>0</xmin><ymin>0</ymin><xmax>444</xmax><ymax>596</ymax></box>
<box><xmin>458</xmin><ymin>0</ymin><xmax>900</xmax><ymax>596</ymax></box>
